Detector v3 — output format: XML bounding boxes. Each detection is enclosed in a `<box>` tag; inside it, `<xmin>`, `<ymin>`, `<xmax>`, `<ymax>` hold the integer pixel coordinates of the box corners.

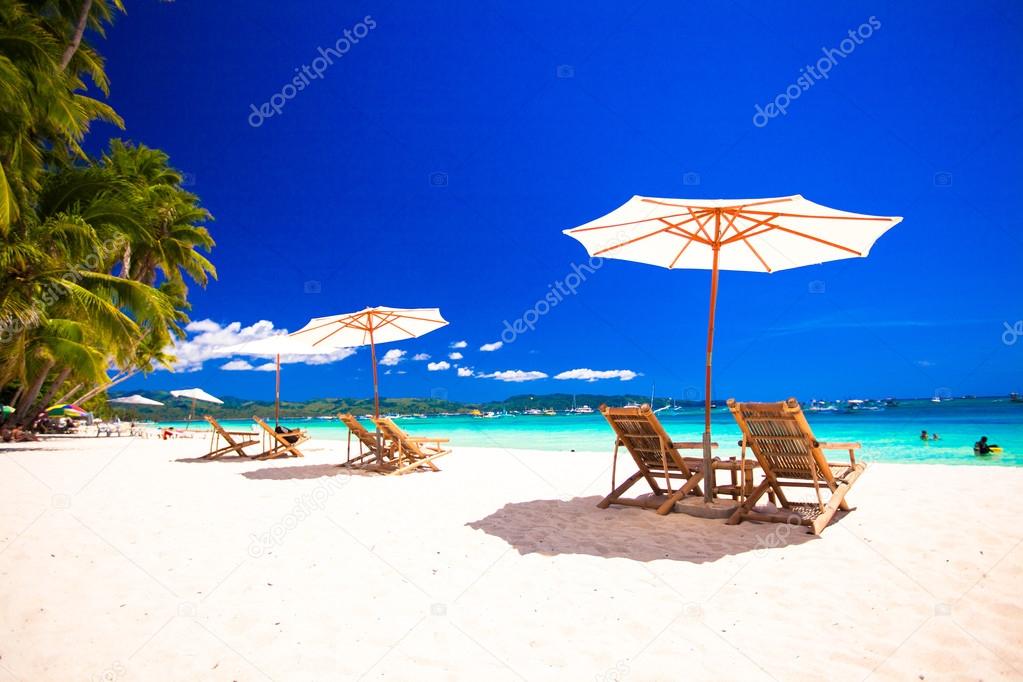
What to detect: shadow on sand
<box><xmin>174</xmin><ymin>455</ymin><xmax>254</xmax><ymax>464</ymax></box>
<box><xmin>467</xmin><ymin>495</ymin><xmax>825</xmax><ymax>563</ymax></box>
<box><xmin>241</xmin><ymin>463</ymin><xmax>366</xmax><ymax>481</ymax></box>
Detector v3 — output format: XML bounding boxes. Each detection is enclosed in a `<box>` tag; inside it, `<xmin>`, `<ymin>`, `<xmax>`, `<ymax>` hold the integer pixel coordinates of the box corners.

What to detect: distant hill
<box><xmin>103</xmin><ymin>391</ymin><xmax>682</xmax><ymax>420</ymax></box>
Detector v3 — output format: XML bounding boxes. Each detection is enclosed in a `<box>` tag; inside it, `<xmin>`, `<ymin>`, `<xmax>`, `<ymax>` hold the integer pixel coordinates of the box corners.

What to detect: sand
<box><xmin>1</xmin><ymin>434</ymin><xmax>1021</xmax><ymax>681</ymax></box>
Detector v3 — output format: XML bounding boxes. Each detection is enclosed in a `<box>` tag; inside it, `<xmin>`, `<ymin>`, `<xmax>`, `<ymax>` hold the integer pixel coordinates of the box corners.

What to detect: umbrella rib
<box><xmin>719</xmin><ymin>213</ymin><xmax>780</xmax><ymax>244</ymax></box>
<box><xmin>688</xmin><ymin>208</ymin><xmax>715</xmax><ymax>243</ymax></box>
<box><xmin>739</xmin><ymin>217</ymin><xmax>863</xmax><ymax>256</ymax></box>
<box><xmin>593</xmin><ymin>216</ymin><xmax>711</xmax><ymax>255</ymax></box>
<box><xmin>566</xmin><ymin>210</ymin><xmax>704</xmax><ymax>233</ymax></box>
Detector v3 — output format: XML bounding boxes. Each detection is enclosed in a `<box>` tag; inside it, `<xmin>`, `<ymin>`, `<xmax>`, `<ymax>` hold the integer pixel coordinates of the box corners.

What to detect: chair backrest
<box><xmin>252</xmin><ymin>416</ymin><xmax>286</xmax><ymax>444</ymax></box>
<box><xmin>726</xmin><ymin>398</ymin><xmax>832</xmax><ymax>482</ymax></box>
<box><xmin>204</xmin><ymin>414</ymin><xmax>226</xmax><ymax>434</ymax></box>
<box><xmin>599</xmin><ymin>404</ymin><xmax>691</xmax><ymax>476</ymax></box>
<box><xmin>373</xmin><ymin>417</ymin><xmax>421</xmax><ymax>454</ymax></box>
<box><xmin>339</xmin><ymin>414</ymin><xmax>378</xmax><ymax>448</ymax></box>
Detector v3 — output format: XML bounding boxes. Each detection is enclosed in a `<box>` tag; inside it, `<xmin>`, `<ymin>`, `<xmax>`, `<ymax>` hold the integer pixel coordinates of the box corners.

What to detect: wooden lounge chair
<box><xmin>725</xmin><ymin>398</ymin><xmax>866</xmax><ymax>535</ymax></box>
<box><xmin>599</xmin><ymin>404</ymin><xmax>725</xmax><ymax>515</ymax></box>
<box><xmin>203</xmin><ymin>415</ymin><xmax>259</xmax><ymax>459</ymax></box>
<box><xmin>338</xmin><ymin>413</ymin><xmax>395</xmax><ymax>467</ymax></box>
<box><xmin>371</xmin><ymin>417</ymin><xmax>450</xmax><ymax>475</ymax></box>
<box><xmin>252</xmin><ymin>416</ymin><xmax>308</xmax><ymax>460</ymax></box>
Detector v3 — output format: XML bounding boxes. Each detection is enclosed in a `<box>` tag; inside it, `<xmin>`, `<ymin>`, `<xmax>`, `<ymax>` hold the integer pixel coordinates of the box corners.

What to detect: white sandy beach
<box><xmin>1</xmin><ymin>435</ymin><xmax>1021</xmax><ymax>681</ymax></box>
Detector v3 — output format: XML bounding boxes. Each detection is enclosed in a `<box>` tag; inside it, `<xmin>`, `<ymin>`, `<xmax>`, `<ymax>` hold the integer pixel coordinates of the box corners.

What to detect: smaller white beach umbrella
<box><xmin>170</xmin><ymin>388</ymin><xmax>223</xmax><ymax>426</ymax></box>
<box><xmin>289</xmin><ymin>306</ymin><xmax>449</xmax><ymax>418</ymax></box>
<box><xmin>108</xmin><ymin>394</ymin><xmax>165</xmax><ymax>406</ymax></box>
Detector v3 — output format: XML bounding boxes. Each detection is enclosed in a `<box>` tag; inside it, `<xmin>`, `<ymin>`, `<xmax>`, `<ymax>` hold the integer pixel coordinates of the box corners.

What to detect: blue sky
<box><xmin>98</xmin><ymin>1</ymin><xmax>1022</xmax><ymax>403</ymax></box>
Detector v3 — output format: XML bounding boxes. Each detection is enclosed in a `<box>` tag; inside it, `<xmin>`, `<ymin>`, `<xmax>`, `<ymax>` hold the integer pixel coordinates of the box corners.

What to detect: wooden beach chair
<box><xmin>252</xmin><ymin>416</ymin><xmax>308</xmax><ymax>460</ymax></box>
<box><xmin>599</xmin><ymin>404</ymin><xmax>712</xmax><ymax>515</ymax></box>
<box><xmin>339</xmin><ymin>413</ymin><xmax>395</xmax><ymax>467</ymax></box>
<box><xmin>726</xmin><ymin>398</ymin><xmax>866</xmax><ymax>535</ymax></box>
<box><xmin>203</xmin><ymin>415</ymin><xmax>259</xmax><ymax>459</ymax></box>
<box><xmin>371</xmin><ymin>417</ymin><xmax>450</xmax><ymax>475</ymax></box>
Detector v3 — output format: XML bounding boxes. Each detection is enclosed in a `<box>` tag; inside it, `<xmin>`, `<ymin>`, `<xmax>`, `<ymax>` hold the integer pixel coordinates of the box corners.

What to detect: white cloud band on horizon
<box><xmin>167</xmin><ymin>319</ymin><xmax>356</xmax><ymax>373</ymax></box>
<box><xmin>554</xmin><ymin>368</ymin><xmax>639</xmax><ymax>382</ymax></box>
<box><xmin>476</xmin><ymin>369</ymin><xmax>548</xmax><ymax>382</ymax></box>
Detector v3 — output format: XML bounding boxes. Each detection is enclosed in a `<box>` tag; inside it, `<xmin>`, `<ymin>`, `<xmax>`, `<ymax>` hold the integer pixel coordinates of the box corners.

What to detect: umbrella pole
<box><xmin>274</xmin><ymin>353</ymin><xmax>281</xmax><ymax>428</ymax></box>
<box><xmin>702</xmin><ymin>247</ymin><xmax>721</xmax><ymax>503</ymax></box>
<box><xmin>369</xmin><ymin>331</ymin><xmax>380</xmax><ymax>420</ymax></box>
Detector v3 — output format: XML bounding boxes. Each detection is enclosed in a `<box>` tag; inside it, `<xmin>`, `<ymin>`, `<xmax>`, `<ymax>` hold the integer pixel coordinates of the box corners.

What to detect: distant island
<box><xmin>101</xmin><ymin>391</ymin><xmax>1011</xmax><ymax>421</ymax></box>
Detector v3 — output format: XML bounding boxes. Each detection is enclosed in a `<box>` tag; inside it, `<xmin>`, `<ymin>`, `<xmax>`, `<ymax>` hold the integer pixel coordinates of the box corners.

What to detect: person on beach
<box><xmin>162</xmin><ymin>426</ymin><xmax>175</xmax><ymax>440</ymax></box>
<box><xmin>920</xmin><ymin>430</ymin><xmax>928</xmax><ymax>441</ymax></box>
<box><xmin>974</xmin><ymin>436</ymin><xmax>998</xmax><ymax>455</ymax></box>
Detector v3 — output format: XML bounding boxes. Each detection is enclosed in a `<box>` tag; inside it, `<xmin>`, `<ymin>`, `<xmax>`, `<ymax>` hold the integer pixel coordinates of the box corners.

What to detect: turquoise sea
<box><xmin>157</xmin><ymin>398</ymin><xmax>1022</xmax><ymax>467</ymax></box>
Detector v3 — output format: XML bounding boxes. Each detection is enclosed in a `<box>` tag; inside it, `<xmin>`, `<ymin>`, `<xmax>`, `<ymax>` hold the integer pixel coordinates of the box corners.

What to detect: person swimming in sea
<box><xmin>931</xmin><ymin>433</ymin><xmax>940</xmax><ymax>441</ymax></box>
<box><xmin>920</xmin><ymin>430</ymin><xmax>928</xmax><ymax>441</ymax></box>
<box><xmin>974</xmin><ymin>436</ymin><xmax>999</xmax><ymax>455</ymax></box>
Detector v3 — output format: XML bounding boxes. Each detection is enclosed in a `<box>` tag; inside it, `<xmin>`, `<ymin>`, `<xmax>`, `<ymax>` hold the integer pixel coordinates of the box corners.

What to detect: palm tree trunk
<box><xmin>121</xmin><ymin>242</ymin><xmax>131</xmax><ymax>278</ymax></box>
<box><xmin>14</xmin><ymin>359</ymin><xmax>55</xmax><ymax>424</ymax></box>
<box><xmin>59</xmin><ymin>0</ymin><xmax>94</xmax><ymax>70</ymax></box>
<box><xmin>55</xmin><ymin>382</ymin><xmax>83</xmax><ymax>406</ymax></box>
<box><xmin>33</xmin><ymin>366</ymin><xmax>72</xmax><ymax>421</ymax></box>
<box><xmin>70</xmin><ymin>369</ymin><xmax>138</xmax><ymax>404</ymax></box>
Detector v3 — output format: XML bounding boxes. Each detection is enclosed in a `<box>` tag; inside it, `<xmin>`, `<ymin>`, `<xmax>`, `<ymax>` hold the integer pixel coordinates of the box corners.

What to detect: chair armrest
<box><xmin>819</xmin><ymin>442</ymin><xmax>861</xmax><ymax>465</ymax></box>
<box><xmin>408</xmin><ymin>436</ymin><xmax>449</xmax><ymax>443</ymax></box>
<box><xmin>673</xmin><ymin>441</ymin><xmax>717</xmax><ymax>449</ymax></box>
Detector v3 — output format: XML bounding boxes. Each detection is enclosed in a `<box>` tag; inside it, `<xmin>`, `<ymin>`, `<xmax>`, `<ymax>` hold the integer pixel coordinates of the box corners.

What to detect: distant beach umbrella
<box><xmin>217</xmin><ymin>334</ymin><xmax>344</xmax><ymax>427</ymax></box>
<box><xmin>47</xmin><ymin>403</ymin><xmax>88</xmax><ymax>418</ymax></box>
<box><xmin>564</xmin><ymin>194</ymin><xmax>901</xmax><ymax>502</ymax></box>
<box><xmin>170</xmin><ymin>388</ymin><xmax>223</xmax><ymax>426</ymax></box>
<box><xmin>290</xmin><ymin>306</ymin><xmax>449</xmax><ymax>418</ymax></box>
<box><xmin>108</xmin><ymin>394</ymin><xmax>165</xmax><ymax>406</ymax></box>
<box><xmin>1</xmin><ymin>405</ymin><xmax>13</xmax><ymax>415</ymax></box>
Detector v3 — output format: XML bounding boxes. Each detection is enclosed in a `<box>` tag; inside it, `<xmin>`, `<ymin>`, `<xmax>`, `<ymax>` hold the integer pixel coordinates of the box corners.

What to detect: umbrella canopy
<box><xmin>170</xmin><ymin>388</ymin><xmax>223</xmax><ymax>404</ymax></box>
<box><xmin>217</xmin><ymin>334</ymin><xmax>344</xmax><ymax>426</ymax></box>
<box><xmin>289</xmin><ymin>306</ymin><xmax>448</xmax><ymax>418</ymax></box>
<box><xmin>47</xmin><ymin>403</ymin><xmax>87</xmax><ymax>418</ymax></box>
<box><xmin>108</xmin><ymin>394</ymin><xmax>165</xmax><ymax>406</ymax></box>
<box><xmin>170</xmin><ymin>388</ymin><xmax>223</xmax><ymax>426</ymax></box>
<box><xmin>564</xmin><ymin>194</ymin><xmax>901</xmax><ymax>502</ymax></box>
<box><xmin>1</xmin><ymin>405</ymin><xmax>13</xmax><ymax>415</ymax></box>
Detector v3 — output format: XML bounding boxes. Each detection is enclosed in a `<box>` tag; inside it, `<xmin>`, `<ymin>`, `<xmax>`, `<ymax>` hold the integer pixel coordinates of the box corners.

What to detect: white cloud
<box><xmin>554</xmin><ymin>368</ymin><xmax>640</xmax><ymax>382</ymax></box>
<box><xmin>164</xmin><ymin>318</ymin><xmax>355</xmax><ymax>372</ymax></box>
<box><xmin>450</xmin><ymin>340</ymin><xmax>467</xmax><ymax>349</ymax></box>
<box><xmin>448</xmin><ymin>352</ymin><xmax>463</xmax><ymax>360</ymax></box>
<box><xmin>479</xmin><ymin>341</ymin><xmax>503</xmax><ymax>352</ymax></box>
<box><xmin>221</xmin><ymin>359</ymin><xmax>254</xmax><ymax>371</ymax></box>
<box><xmin>427</xmin><ymin>361</ymin><xmax>451</xmax><ymax>371</ymax></box>
<box><xmin>379</xmin><ymin>349</ymin><xmax>406</xmax><ymax>366</ymax></box>
<box><xmin>457</xmin><ymin>367</ymin><xmax>473</xmax><ymax>377</ymax></box>
<box><xmin>477</xmin><ymin>369</ymin><xmax>548</xmax><ymax>382</ymax></box>
<box><xmin>254</xmin><ymin>362</ymin><xmax>277</xmax><ymax>372</ymax></box>
<box><xmin>412</xmin><ymin>353</ymin><xmax>431</xmax><ymax>361</ymax></box>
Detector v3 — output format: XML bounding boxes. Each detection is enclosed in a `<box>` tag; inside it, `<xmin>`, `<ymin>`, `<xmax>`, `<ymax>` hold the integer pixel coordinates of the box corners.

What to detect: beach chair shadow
<box><xmin>242</xmin><ymin>463</ymin><xmax>357</xmax><ymax>481</ymax></box>
<box><xmin>467</xmin><ymin>496</ymin><xmax>818</xmax><ymax>563</ymax></box>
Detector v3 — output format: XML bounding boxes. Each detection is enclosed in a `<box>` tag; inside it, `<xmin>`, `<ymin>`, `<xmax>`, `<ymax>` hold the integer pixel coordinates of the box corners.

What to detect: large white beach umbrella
<box><xmin>289</xmin><ymin>306</ymin><xmax>449</xmax><ymax>418</ymax></box>
<box><xmin>217</xmin><ymin>334</ymin><xmax>347</xmax><ymax>427</ymax></box>
<box><xmin>564</xmin><ymin>194</ymin><xmax>901</xmax><ymax>502</ymax></box>
<box><xmin>170</xmin><ymin>387</ymin><xmax>223</xmax><ymax>426</ymax></box>
<box><xmin>108</xmin><ymin>394</ymin><xmax>165</xmax><ymax>406</ymax></box>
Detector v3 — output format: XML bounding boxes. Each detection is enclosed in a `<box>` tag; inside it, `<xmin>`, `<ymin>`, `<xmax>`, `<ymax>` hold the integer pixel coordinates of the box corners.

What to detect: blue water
<box><xmin>158</xmin><ymin>398</ymin><xmax>1023</xmax><ymax>466</ymax></box>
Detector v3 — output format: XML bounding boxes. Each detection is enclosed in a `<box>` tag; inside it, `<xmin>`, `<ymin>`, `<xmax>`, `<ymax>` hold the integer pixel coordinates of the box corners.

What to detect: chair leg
<box><xmin>726</xmin><ymin>479</ymin><xmax>771</xmax><ymax>526</ymax></box>
<box><xmin>597</xmin><ymin>471</ymin><xmax>644</xmax><ymax>509</ymax></box>
<box><xmin>655</xmin><ymin>472</ymin><xmax>704</xmax><ymax>515</ymax></box>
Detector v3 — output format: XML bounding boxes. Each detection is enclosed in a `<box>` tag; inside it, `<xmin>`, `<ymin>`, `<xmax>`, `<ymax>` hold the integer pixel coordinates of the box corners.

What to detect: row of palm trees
<box><xmin>1</xmin><ymin>1</ymin><xmax>216</xmax><ymax>427</ymax></box>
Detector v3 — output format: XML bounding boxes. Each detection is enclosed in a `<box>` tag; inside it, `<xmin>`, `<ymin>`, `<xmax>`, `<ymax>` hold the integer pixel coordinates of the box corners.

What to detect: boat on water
<box><xmin>542</xmin><ymin>408</ymin><xmax>556</xmax><ymax>416</ymax></box>
<box><xmin>569</xmin><ymin>404</ymin><xmax>594</xmax><ymax>414</ymax></box>
<box><xmin>523</xmin><ymin>408</ymin><xmax>542</xmax><ymax>415</ymax></box>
